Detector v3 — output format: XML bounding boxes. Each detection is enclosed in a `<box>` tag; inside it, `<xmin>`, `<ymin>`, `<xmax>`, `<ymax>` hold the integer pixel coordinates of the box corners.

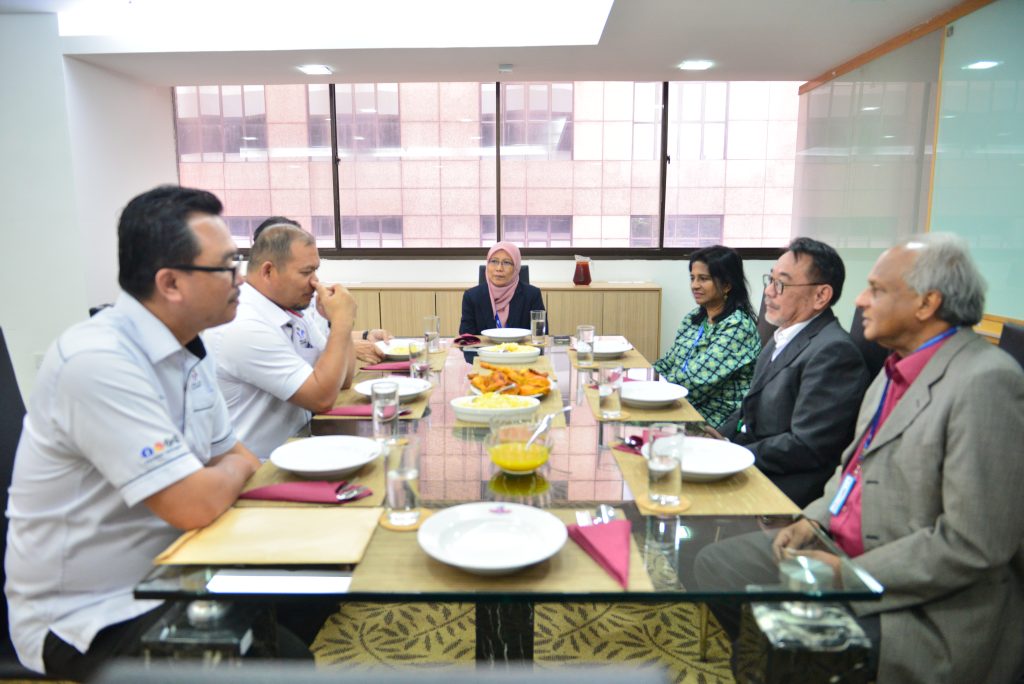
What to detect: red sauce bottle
<box><xmin>573</xmin><ymin>256</ymin><xmax>592</xmax><ymax>286</ymax></box>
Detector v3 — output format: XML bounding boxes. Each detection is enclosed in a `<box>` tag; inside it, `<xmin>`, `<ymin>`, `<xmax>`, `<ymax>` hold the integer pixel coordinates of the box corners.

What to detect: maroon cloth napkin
<box><xmin>239</xmin><ymin>481</ymin><xmax>372</xmax><ymax>504</ymax></box>
<box><xmin>454</xmin><ymin>334</ymin><xmax>482</xmax><ymax>347</ymax></box>
<box><xmin>613</xmin><ymin>442</ymin><xmax>642</xmax><ymax>456</ymax></box>
<box><xmin>320</xmin><ymin>405</ymin><xmax>409</xmax><ymax>417</ymax></box>
<box><xmin>362</xmin><ymin>360</ymin><xmax>412</xmax><ymax>371</ymax></box>
<box><xmin>568</xmin><ymin>519</ymin><xmax>632</xmax><ymax>588</ymax></box>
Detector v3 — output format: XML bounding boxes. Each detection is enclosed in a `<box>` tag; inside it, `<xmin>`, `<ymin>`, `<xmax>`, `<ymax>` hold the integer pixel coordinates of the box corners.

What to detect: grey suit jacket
<box><xmin>720</xmin><ymin>309</ymin><xmax>869</xmax><ymax>507</ymax></box>
<box><xmin>806</xmin><ymin>329</ymin><xmax>1024</xmax><ymax>683</ymax></box>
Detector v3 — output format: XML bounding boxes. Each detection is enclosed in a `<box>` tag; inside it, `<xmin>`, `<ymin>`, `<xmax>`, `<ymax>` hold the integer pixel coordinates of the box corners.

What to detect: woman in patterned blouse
<box><xmin>654</xmin><ymin>245</ymin><xmax>761</xmax><ymax>428</ymax></box>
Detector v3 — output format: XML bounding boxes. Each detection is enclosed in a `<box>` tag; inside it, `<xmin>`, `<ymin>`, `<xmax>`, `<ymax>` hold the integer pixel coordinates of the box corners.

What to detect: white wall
<box><xmin>0</xmin><ymin>13</ymin><xmax>88</xmax><ymax>398</ymax></box>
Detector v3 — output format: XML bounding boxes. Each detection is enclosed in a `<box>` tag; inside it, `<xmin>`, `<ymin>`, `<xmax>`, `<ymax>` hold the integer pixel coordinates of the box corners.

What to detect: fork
<box><xmin>336</xmin><ymin>484</ymin><xmax>369</xmax><ymax>502</ymax></box>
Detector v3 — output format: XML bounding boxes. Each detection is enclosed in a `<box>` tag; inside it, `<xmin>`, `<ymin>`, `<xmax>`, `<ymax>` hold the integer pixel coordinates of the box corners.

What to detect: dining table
<box><xmin>136</xmin><ymin>337</ymin><xmax>884</xmax><ymax>664</ymax></box>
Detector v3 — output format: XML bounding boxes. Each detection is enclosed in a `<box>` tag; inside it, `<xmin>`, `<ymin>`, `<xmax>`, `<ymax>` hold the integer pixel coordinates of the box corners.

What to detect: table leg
<box><xmin>475</xmin><ymin>601</ymin><xmax>533</xmax><ymax>666</ymax></box>
<box><xmin>698</xmin><ymin>602</ymin><xmax>710</xmax><ymax>662</ymax></box>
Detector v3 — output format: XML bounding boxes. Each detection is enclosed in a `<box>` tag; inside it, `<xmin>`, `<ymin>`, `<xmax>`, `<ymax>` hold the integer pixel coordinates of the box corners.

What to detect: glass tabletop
<box><xmin>136</xmin><ymin>341</ymin><xmax>883</xmax><ymax>604</ymax></box>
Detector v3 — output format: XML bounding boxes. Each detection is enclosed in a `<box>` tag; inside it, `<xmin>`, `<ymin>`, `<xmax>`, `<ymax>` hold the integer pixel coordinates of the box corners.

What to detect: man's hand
<box><xmin>316</xmin><ymin>283</ymin><xmax>357</xmax><ymax>331</ymax></box>
<box><xmin>353</xmin><ymin>335</ymin><xmax>385</xmax><ymax>363</ymax></box>
<box><xmin>770</xmin><ymin>518</ymin><xmax>821</xmax><ymax>563</ymax></box>
<box><xmin>366</xmin><ymin>329</ymin><xmax>392</xmax><ymax>343</ymax></box>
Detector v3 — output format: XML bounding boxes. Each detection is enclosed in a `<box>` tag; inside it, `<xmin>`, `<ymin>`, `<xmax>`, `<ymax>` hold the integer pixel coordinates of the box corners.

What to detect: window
<box><xmin>630</xmin><ymin>215</ymin><xmax>725</xmax><ymax>247</ymax></box>
<box><xmin>223</xmin><ymin>216</ymin><xmax>267</xmax><ymax>242</ymax></box>
<box><xmin>174</xmin><ymin>86</ymin><xmax>266</xmax><ymax>162</ymax></box>
<box><xmin>335</xmin><ymin>83</ymin><xmax>401</xmax><ymax>155</ymax></box>
<box><xmin>494</xmin><ymin>216</ymin><xmax>573</xmax><ymax>248</ymax></box>
<box><xmin>486</xmin><ymin>83</ymin><xmax>573</xmax><ymax>159</ymax></box>
<box><xmin>341</xmin><ymin>216</ymin><xmax>403</xmax><ymax>247</ymax></box>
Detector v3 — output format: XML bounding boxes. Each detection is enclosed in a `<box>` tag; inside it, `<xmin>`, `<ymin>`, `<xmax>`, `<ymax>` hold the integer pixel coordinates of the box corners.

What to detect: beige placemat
<box><xmin>236</xmin><ymin>458</ymin><xmax>385</xmax><ymax>508</ymax></box>
<box><xmin>314</xmin><ymin>383</ymin><xmax>431</xmax><ymax>421</ymax></box>
<box><xmin>155</xmin><ymin>507</ymin><xmax>383</xmax><ymax>565</ymax></box>
<box><xmin>350</xmin><ymin>509</ymin><xmax>653</xmax><ymax>593</ymax></box>
<box><xmin>570</xmin><ymin>347</ymin><xmax>651</xmax><ymax>370</ymax></box>
<box><xmin>610</xmin><ymin>448</ymin><xmax>800</xmax><ymax>516</ymax></box>
<box><xmin>582</xmin><ymin>386</ymin><xmax>703</xmax><ymax>423</ymax></box>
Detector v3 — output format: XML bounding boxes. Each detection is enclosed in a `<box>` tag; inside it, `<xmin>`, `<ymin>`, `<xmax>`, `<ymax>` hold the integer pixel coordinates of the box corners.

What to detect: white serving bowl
<box><xmin>450</xmin><ymin>395</ymin><xmax>540</xmax><ymax>424</ymax></box>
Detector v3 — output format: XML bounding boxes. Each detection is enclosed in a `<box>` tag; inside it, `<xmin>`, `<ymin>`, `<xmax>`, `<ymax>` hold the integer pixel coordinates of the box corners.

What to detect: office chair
<box><xmin>998</xmin><ymin>322</ymin><xmax>1024</xmax><ymax>370</ymax></box>
<box><xmin>849</xmin><ymin>307</ymin><xmax>889</xmax><ymax>379</ymax></box>
<box><xmin>478</xmin><ymin>264</ymin><xmax>530</xmax><ymax>286</ymax></box>
<box><xmin>755</xmin><ymin>297</ymin><xmax>777</xmax><ymax>348</ymax></box>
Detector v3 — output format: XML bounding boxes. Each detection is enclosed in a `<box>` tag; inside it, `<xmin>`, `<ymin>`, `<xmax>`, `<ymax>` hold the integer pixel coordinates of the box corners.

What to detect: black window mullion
<box><xmin>495</xmin><ymin>81</ymin><xmax>502</xmax><ymax>242</ymax></box>
<box><xmin>657</xmin><ymin>81</ymin><xmax>670</xmax><ymax>249</ymax></box>
<box><xmin>329</xmin><ymin>83</ymin><xmax>342</xmax><ymax>250</ymax></box>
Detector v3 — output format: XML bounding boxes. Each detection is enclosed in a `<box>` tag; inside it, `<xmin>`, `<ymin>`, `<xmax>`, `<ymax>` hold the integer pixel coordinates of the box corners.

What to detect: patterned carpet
<box><xmin>312</xmin><ymin>602</ymin><xmax>735</xmax><ymax>683</ymax></box>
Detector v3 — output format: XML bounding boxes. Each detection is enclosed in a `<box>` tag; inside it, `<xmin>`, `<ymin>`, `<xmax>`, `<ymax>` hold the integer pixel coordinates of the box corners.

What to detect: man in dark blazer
<box><xmin>720</xmin><ymin>237</ymin><xmax>869</xmax><ymax>507</ymax></box>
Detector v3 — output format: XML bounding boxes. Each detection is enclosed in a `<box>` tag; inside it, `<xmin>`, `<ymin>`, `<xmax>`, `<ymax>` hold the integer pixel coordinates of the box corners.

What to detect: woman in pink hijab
<box><xmin>459</xmin><ymin>241</ymin><xmax>546</xmax><ymax>335</ymax></box>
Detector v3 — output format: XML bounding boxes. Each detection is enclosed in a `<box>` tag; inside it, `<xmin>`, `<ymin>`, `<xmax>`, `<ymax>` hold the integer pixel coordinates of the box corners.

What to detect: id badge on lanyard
<box><xmin>828</xmin><ymin>474</ymin><xmax>857</xmax><ymax>515</ymax></box>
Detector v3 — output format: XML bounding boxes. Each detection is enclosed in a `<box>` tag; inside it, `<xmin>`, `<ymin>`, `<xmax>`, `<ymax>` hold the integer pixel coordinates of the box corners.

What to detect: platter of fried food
<box><xmin>477</xmin><ymin>342</ymin><xmax>541</xmax><ymax>363</ymax></box>
<box><xmin>450</xmin><ymin>392</ymin><xmax>540</xmax><ymax>423</ymax></box>
<box><xmin>468</xmin><ymin>362</ymin><xmax>552</xmax><ymax>397</ymax></box>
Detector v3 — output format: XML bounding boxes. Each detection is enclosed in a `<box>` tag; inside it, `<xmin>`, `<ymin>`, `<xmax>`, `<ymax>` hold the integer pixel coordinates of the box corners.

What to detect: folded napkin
<box><xmin>239</xmin><ymin>481</ymin><xmax>372</xmax><ymax>504</ymax></box>
<box><xmin>321</xmin><ymin>405</ymin><xmax>410</xmax><ymax>417</ymax></box>
<box><xmin>613</xmin><ymin>441</ymin><xmax>642</xmax><ymax>456</ymax></box>
<box><xmin>568</xmin><ymin>519</ymin><xmax>632</xmax><ymax>588</ymax></box>
<box><xmin>362</xmin><ymin>360</ymin><xmax>412</xmax><ymax>371</ymax></box>
<box><xmin>454</xmin><ymin>334</ymin><xmax>482</xmax><ymax>347</ymax></box>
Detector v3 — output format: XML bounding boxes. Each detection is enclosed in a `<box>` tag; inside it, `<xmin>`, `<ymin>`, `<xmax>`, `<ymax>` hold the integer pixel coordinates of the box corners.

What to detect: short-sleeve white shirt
<box><xmin>205</xmin><ymin>283</ymin><xmax>326</xmax><ymax>460</ymax></box>
<box><xmin>4</xmin><ymin>293</ymin><xmax>237</xmax><ymax>674</ymax></box>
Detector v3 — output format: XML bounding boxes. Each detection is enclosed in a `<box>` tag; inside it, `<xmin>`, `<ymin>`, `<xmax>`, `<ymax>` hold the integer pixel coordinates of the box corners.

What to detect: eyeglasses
<box><xmin>169</xmin><ymin>254</ymin><xmax>243</xmax><ymax>281</ymax></box>
<box><xmin>487</xmin><ymin>258</ymin><xmax>515</xmax><ymax>269</ymax></box>
<box><xmin>762</xmin><ymin>273</ymin><xmax>825</xmax><ymax>296</ymax></box>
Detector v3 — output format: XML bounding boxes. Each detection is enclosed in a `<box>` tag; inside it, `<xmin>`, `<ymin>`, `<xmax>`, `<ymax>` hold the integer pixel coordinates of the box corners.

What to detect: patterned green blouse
<box><xmin>653</xmin><ymin>307</ymin><xmax>761</xmax><ymax>429</ymax></box>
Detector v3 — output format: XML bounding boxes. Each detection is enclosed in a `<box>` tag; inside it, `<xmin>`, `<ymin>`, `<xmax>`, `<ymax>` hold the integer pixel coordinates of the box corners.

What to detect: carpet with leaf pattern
<box><xmin>312</xmin><ymin>602</ymin><xmax>734</xmax><ymax>683</ymax></box>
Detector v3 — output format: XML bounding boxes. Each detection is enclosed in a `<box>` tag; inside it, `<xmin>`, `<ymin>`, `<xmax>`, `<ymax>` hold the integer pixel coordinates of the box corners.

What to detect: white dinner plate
<box><xmin>374</xmin><ymin>338</ymin><xmax>422</xmax><ymax>360</ymax></box>
<box><xmin>353</xmin><ymin>376</ymin><xmax>432</xmax><ymax>403</ymax></box>
<box><xmin>591</xmin><ymin>340</ymin><xmax>633</xmax><ymax>359</ymax></box>
<box><xmin>270</xmin><ymin>436</ymin><xmax>383</xmax><ymax>480</ymax></box>
<box><xmin>450</xmin><ymin>395</ymin><xmax>540</xmax><ymax>424</ymax></box>
<box><xmin>641</xmin><ymin>436</ymin><xmax>755</xmax><ymax>482</ymax></box>
<box><xmin>417</xmin><ymin>502</ymin><xmax>567</xmax><ymax>575</ymax></box>
<box><xmin>481</xmin><ymin>327</ymin><xmax>531</xmax><ymax>342</ymax></box>
<box><xmin>477</xmin><ymin>344</ymin><xmax>542</xmax><ymax>364</ymax></box>
<box><xmin>620</xmin><ymin>380</ymin><xmax>689</xmax><ymax>409</ymax></box>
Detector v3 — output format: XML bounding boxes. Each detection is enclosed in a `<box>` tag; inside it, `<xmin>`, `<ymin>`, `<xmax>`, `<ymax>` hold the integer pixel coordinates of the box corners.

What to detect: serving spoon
<box><xmin>524</xmin><ymin>405</ymin><xmax>572</xmax><ymax>451</ymax></box>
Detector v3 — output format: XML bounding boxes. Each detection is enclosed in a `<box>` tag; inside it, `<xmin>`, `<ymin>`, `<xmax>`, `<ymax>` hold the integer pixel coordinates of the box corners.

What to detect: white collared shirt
<box><xmin>5</xmin><ymin>293</ymin><xmax>236</xmax><ymax>674</ymax></box>
<box><xmin>205</xmin><ymin>283</ymin><xmax>327</xmax><ymax>461</ymax></box>
<box><xmin>770</xmin><ymin>312</ymin><xmax>823</xmax><ymax>362</ymax></box>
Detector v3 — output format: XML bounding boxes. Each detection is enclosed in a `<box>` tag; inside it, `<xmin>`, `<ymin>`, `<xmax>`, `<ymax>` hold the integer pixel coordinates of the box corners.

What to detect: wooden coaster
<box><xmin>636</xmin><ymin>495</ymin><xmax>692</xmax><ymax>516</ymax></box>
<box><xmin>378</xmin><ymin>508</ymin><xmax>433</xmax><ymax>531</ymax></box>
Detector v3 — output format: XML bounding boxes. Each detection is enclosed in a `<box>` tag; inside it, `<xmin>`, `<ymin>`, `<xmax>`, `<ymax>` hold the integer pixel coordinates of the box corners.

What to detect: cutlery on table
<box><xmin>335</xmin><ymin>484</ymin><xmax>369</xmax><ymax>502</ymax></box>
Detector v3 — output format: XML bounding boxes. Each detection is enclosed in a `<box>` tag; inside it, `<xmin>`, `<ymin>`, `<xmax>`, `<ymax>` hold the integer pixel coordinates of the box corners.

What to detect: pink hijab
<box><xmin>486</xmin><ymin>242</ymin><xmax>521</xmax><ymax>327</ymax></box>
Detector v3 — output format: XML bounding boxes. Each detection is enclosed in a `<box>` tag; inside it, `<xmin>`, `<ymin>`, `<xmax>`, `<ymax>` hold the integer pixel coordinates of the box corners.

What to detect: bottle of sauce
<box><xmin>573</xmin><ymin>255</ymin><xmax>592</xmax><ymax>286</ymax></box>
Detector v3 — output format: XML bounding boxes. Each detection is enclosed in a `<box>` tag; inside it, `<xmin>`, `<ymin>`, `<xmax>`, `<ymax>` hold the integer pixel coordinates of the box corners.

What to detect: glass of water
<box><xmin>385</xmin><ymin>435</ymin><xmax>420</xmax><ymax>527</ymax></box>
<box><xmin>647</xmin><ymin>423</ymin><xmax>683</xmax><ymax>506</ymax></box>
<box><xmin>371</xmin><ymin>380</ymin><xmax>400</xmax><ymax>443</ymax></box>
<box><xmin>408</xmin><ymin>340</ymin><xmax>429</xmax><ymax>380</ymax></box>
<box><xmin>575</xmin><ymin>324</ymin><xmax>595</xmax><ymax>366</ymax></box>
<box><xmin>598</xmin><ymin>364</ymin><xmax>623</xmax><ymax>420</ymax></box>
<box><xmin>423</xmin><ymin>315</ymin><xmax>441</xmax><ymax>352</ymax></box>
<box><xmin>530</xmin><ymin>310</ymin><xmax>546</xmax><ymax>346</ymax></box>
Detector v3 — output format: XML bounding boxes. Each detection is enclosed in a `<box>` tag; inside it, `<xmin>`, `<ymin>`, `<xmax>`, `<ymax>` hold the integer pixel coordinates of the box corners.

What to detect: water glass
<box><xmin>530</xmin><ymin>310</ymin><xmax>546</xmax><ymax>346</ymax></box>
<box><xmin>371</xmin><ymin>380</ymin><xmax>400</xmax><ymax>442</ymax></box>
<box><xmin>576</xmin><ymin>324</ymin><xmax>595</xmax><ymax>366</ymax></box>
<box><xmin>423</xmin><ymin>315</ymin><xmax>441</xmax><ymax>352</ymax></box>
<box><xmin>408</xmin><ymin>340</ymin><xmax>429</xmax><ymax>380</ymax></box>
<box><xmin>647</xmin><ymin>423</ymin><xmax>683</xmax><ymax>506</ymax></box>
<box><xmin>598</xmin><ymin>364</ymin><xmax>623</xmax><ymax>420</ymax></box>
<box><xmin>385</xmin><ymin>435</ymin><xmax>420</xmax><ymax>526</ymax></box>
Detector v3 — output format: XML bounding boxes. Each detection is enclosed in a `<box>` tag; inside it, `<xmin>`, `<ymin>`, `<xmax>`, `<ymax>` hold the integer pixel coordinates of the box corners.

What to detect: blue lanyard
<box><xmin>861</xmin><ymin>327</ymin><xmax>957</xmax><ymax>452</ymax></box>
<box><xmin>681</xmin><ymin>322</ymin><xmax>706</xmax><ymax>374</ymax></box>
<box><xmin>494</xmin><ymin>313</ymin><xmax>502</xmax><ymax>328</ymax></box>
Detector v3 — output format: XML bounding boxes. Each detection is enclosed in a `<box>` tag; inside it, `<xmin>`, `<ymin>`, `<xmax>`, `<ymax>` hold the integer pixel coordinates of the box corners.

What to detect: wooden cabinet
<box><xmin>345</xmin><ymin>282</ymin><xmax>661</xmax><ymax>361</ymax></box>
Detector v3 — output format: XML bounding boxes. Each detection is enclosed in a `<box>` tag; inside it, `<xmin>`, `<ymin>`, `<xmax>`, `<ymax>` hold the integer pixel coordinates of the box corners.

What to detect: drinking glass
<box><xmin>371</xmin><ymin>380</ymin><xmax>400</xmax><ymax>443</ymax></box>
<box><xmin>598</xmin><ymin>364</ymin><xmax>623</xmax><ymax>420</ymax></box>
<box><xmin>530</xmin><ymin>310</ymin><xmax>546</xmax><ymax>346</ymax></box>
<box><xmin>385</xmin><ymin>435</ymin><xmax>420</xmax><ymax>526</ymax></box>
<box><xmin>408</xmin><ymin>340</ymin><xmax>429</xmax><ymax>380</ymax></box>
<box><xmin>647</xmin><ymin>423</ymin><xmax>683</xmax><ymax>506</ymax></box>
<box><xmin>423</xmin><ymin>315</ymin><xmax>441</xmax><ymax>352</ymax></box>
<box><xmin>576</xmin><ymin>324</ymin><xmax>595</xmax><ymax>366</ymax></box>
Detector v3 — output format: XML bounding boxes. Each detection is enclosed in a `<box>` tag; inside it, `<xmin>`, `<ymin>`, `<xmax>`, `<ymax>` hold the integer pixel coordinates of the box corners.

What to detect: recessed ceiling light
<box><xmin>498</xmin><ymin>64</ymin><xmax>514</xmax><ymax>73</ymax></box>
<box><xmin>678</xmin><ymin>59</ymin><xmax>714</xmax><ymax>71</ymax></box>
<box><xmin>861</xmin><ymin>106</ymin><xmax>880</xmax><ymax>111</ymax></box>
<box><xmin>297</xmin><ymin>64</ymin><xmax>333</xmax><ymax>75</ymax></box>
<box><xmin>963</xmin><ymin>60</ymin><xmax>1001</xmax><ymax>70</ymax></box>
<box><xmin>882</xmin><ymin>135</ymin><xmax>895</xmax><ymax>139</ymax></box>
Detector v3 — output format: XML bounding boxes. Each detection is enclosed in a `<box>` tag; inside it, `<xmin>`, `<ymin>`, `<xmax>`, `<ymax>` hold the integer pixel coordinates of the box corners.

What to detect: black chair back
<box><xmin>478</xmin><ymin>264</ymin><xmax>530</xmax><ymax>286</ymax></box>
<box><xmin>998</xmin><ymin>322</ymin><xmax>1024</xmax><ymax>370</ymax></box>
<box><xmin>849</xmin><ymin>307</ymin><xmax>889</xmax><ymax>379</ymax></box>
<box><xmin>755</xmin><ymin>296</ymin><xmax>777</xmax><ymax>348</ymax></box>
<box><xmin>0</xmin><ymin>329</ymin><xmax>25</xmax><ymax>663</ymax></box>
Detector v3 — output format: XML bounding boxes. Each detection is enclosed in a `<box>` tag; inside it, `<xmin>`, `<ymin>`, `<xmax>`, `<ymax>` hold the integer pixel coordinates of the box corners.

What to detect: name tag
<box><xmin>828</xmin><ymin>474</ymin><xmax>857</xmax><ymax>516</ymax></box>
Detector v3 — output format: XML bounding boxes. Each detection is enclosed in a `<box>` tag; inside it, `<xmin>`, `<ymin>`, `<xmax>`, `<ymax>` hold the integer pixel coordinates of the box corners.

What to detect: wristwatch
<box><xmin>362</xmin><ymin>329</ymin><xmax>370</xmax><ymax>340</ymax></box>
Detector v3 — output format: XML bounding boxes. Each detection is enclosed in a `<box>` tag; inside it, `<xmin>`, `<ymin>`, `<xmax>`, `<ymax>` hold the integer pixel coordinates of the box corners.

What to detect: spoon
<box><xmin>336</xmin><ymin>485</ymin><xmax>369</xmax><ymax>502</ymax></box>
<box><xmin>524</xmin><ymin>405</ymin><xmax>572</xmax><ymax>451</ymax></box>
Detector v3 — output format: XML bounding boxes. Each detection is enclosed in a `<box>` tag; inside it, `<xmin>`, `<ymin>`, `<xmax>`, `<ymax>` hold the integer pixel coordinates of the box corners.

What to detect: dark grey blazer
<box><xmin>720</xmin><ymin>309</ymin><xmax>869</xmax><ymax>507</ymax></box>
<box><xmin>458</xmin><ymin>282</ymin><xmax>545</xmax><ymax>336</ymax></box>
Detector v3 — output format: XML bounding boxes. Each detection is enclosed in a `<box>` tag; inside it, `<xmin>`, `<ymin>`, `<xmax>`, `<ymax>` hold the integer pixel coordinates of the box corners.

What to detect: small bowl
<box><xmin>485</xmin><ymin>418</ymin><xmax>553</xmax><ymax>475</ymax></box>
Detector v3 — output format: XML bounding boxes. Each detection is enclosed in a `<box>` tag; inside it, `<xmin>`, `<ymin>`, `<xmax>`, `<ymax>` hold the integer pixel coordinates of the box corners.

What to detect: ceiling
<box><xmin>1</xmin><ymin>0</ymin><xmax>964</xmax><ymax>86</ymax></box>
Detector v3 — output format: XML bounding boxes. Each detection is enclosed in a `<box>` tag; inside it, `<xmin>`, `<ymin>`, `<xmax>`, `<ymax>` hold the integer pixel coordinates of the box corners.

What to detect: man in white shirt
<box><xmin>207</xmin><ymin>224</ymin><xmax>359</xmax><ymax>460</ymax></box>
<box><xmin>719</xmin><ymin>237</ymin><xmax>869</xmax><ymax>507</ymax></box>
<box><xmin>4</xmin><ymin>186</ymin><xmax>262</xmax><ymax>678</ymax></box>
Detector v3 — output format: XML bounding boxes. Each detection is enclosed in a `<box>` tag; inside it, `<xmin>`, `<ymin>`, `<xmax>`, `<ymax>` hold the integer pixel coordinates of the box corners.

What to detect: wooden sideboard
<box><xmin>343</xmin><ymin>281</ymin><xmax>663</xmax><ymax>362</ymax></box>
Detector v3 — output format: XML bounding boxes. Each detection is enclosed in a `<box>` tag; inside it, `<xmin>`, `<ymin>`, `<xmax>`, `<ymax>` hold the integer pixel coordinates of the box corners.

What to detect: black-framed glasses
<box><xmin>487</xmin><ymin>258</ymin><xmax>515</xmax><ymax>269</ymax></box>
<box><xmin>762</xmin><ymin>273</ymin><xmax>825</xmax><ymax>296</ymax></box>
<box><xmin>168</xmin><ymin>254</ymin><xmax>243</xmax><ymax>281</ymax></box>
